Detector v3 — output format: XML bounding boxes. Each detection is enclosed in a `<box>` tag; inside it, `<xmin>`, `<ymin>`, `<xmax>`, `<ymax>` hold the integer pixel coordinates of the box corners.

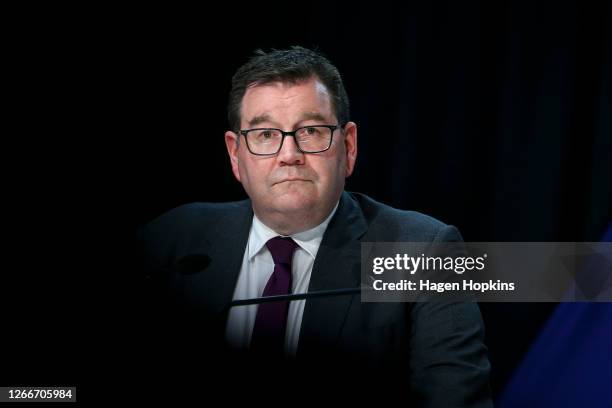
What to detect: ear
<box><xmin>225</xmin><ymin>131</ymin><xmax>242</xmax><ymax>182</ymax></box>
<box><xmin>342</xmin><ymin>121</ymin><xmax>358</xmax><ymax>177</ymax></box>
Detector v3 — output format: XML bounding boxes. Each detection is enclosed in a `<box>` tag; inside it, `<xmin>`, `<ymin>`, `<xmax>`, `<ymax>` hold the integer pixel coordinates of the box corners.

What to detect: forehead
<box><xmin>240</xmin><ymin>78</ymin><xmax>334</xmax><ymax>124</ymax></box>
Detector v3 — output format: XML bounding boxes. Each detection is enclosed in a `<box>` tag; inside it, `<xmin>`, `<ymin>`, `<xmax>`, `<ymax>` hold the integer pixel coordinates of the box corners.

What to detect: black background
<box><xmin>3</xmin><ymin>0</ymin><xmax>611</xmax><ymax>403</ymax></box>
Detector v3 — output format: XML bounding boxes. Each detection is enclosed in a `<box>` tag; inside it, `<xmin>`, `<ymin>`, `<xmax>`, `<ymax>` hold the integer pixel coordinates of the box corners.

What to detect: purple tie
<box><xmin>250</xmin><ymin>236</ymin><xmax>298</xmax><ymax>353</ymax></box>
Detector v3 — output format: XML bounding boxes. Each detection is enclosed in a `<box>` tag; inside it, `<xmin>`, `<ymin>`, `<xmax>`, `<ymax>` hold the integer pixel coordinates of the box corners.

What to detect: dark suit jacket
<box><xmin>137</xmin><ymin>191</ymin><xmax>492</xmax><ymax>407</ymax></box>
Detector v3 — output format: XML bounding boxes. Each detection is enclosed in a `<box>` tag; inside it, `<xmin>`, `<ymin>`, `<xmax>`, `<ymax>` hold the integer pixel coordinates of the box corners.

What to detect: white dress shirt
<box><xmin>225</xmin><ymin>202</ymin><xmax>339</xmax><ymax>356</ymax></box>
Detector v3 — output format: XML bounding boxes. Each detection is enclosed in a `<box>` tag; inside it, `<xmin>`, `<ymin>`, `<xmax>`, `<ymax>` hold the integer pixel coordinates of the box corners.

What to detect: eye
<box><xmin>262</xmin><ymin>130</ymin><xmax>273</xmax><ymax>139</ymax></box>
<box><xmin>305</xmin><ymin>127</ymin><xmax>318</xmax><ymax>135</ymax></box>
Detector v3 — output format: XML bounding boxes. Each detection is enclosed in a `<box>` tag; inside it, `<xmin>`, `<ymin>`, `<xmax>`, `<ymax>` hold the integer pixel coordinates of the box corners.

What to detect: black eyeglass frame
<box><xmin>238</xmin><ymin>124</ymin><xmax>345</xmax><ymax>156</ymax></box>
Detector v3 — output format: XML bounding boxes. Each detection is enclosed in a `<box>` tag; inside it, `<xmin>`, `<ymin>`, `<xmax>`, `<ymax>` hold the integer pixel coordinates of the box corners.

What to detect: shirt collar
<box><xmin>248</xmin><ymin>201</ymin><xmax>340</xmax><ymax>261</ymax></box>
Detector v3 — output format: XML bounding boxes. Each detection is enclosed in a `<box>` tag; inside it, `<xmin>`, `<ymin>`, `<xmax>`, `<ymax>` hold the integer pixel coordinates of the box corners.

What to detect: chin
<box><xmin>274</xmin><ymin>189</ymin><xmax>318</xmax><ymax>212</ymax></box>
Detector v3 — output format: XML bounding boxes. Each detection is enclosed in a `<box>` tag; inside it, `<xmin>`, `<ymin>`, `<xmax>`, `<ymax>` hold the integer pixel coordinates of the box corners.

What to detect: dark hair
<box><xmin>228</xmin><ymin>46</ymin><xmax>350</xmax><ymax>131</ymax></box>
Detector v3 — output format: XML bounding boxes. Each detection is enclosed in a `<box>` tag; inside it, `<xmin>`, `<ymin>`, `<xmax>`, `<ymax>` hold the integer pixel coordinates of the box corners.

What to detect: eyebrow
<box><xmin>247</xmin><ymin>114</ymin><xmax>273</xmax><ymax>128</ymax></box>
<box><xmin>297</xmin><ymin>111</ymin><xmax>328</xmax><ymax>124</ymax></box>
<box><xmin>246</xmin><ymin>111</ymin><xmax>330</xmax><ymax>129</ymax></box>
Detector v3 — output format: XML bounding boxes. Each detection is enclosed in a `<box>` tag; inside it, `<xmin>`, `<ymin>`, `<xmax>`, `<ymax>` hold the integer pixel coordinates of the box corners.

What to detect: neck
<box><xmin>254</xmin><ymin>202</ymin><xmax>338</xmax><ymax>236</ymax></box>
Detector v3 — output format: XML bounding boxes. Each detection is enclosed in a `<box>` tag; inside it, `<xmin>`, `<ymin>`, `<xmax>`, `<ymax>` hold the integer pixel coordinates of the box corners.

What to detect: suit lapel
<box><xmin>176</xmin><ymin>200</ymin><xmax>253</xmax><ymax>318</ymax></box>
<box><xmin>297</xmin><ymin>192</ymin><xmax>367</xmax><ymax>355</ymax></box>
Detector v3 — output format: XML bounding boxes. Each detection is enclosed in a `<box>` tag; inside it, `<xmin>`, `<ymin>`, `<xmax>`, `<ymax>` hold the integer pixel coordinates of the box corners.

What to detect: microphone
<box><xmin>171</xmin><ymin>253</ymin><xmax>367</xmax><ymax>312</ymax></box>
<box><xmin>228</xmin><ymin>287</ymin><xmax>361</xmax><ymax>307</ymax></box>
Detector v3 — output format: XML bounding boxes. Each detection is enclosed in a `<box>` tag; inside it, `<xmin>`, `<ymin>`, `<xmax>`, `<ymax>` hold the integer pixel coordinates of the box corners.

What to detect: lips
<box><xmin>275</xmin><ymin>178</ymin><xmax>309</xmax><ymax>184</ymax></box>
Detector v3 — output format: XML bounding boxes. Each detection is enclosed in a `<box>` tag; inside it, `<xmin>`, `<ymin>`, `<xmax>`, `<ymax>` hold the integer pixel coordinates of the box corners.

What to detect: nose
<box><xmin>277</xmin><ymin>134</ymin><xmax>304</xmax><ymax>165</ymax></box>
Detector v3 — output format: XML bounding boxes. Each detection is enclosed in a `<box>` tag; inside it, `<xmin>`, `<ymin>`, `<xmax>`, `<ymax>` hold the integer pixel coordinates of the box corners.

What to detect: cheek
<box><xmin>313</xmin><ymin>158</ymin><xmax>345</xmax><ymax>186</ymax></box>
<box><xmin>238</xmin><ymin>158</ymin><xmax>270</xmax><ymax>191</ymax></box>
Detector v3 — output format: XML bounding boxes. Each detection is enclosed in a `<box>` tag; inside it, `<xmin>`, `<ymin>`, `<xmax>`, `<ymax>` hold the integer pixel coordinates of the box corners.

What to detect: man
<box><xmin>138</xmin><ymin>46</ymin><xmax>492</xmax><ymax>406</ymax></box>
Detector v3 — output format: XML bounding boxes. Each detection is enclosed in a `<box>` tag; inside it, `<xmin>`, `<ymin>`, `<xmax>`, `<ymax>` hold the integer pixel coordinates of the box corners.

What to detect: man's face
<box><xmin>225</xmin><ymin>77</ymin><xmax>357</xmax><ymax>227</ymax></box>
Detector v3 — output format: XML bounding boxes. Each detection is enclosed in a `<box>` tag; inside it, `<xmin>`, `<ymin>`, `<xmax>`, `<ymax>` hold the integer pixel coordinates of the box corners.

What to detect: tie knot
<box><xmin>266</xmin><ymin>236</ymin><xmax>298</xmax><ymax>265</ymax></box>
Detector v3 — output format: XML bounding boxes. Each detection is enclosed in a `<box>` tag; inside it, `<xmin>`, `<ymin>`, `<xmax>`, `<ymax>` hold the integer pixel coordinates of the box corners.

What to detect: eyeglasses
<box><xmin>239</xmin><ymin>124</ymin><xmax>342</xmax><ymax>156</ymax></box>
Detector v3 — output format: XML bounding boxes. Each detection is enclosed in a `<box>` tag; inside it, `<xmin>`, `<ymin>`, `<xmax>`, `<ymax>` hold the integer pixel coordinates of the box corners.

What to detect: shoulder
<box><xmin>139</xmin><ymin>200</ymin><xmax>250</xmax><ymax>235</ymax></box>
<box><xmin>136</xmin><ymin>199</ymin><xmax>252</xmax><ymax>264</ymax></box>
<box><xmin>146</xmin><ymin>200</ymin><xmax>249</xmax><ymax>228</ymax></box>
<box><xmin>346</xmin><ymin>192</ymin><xmax>462</xmax><ymax>242</ymax></box>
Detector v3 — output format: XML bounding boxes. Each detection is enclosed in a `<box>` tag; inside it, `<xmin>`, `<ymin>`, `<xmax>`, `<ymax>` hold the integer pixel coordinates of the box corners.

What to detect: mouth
<box><xmin>274</xmin><ymin>178</ymin><xmax>310</xmax><ymax>185</ymax></box>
